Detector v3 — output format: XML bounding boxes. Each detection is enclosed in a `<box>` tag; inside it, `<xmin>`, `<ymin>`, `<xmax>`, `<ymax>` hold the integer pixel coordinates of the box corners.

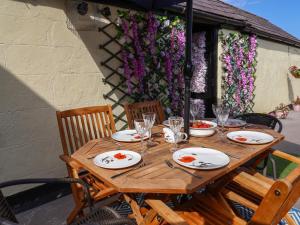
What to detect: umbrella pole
<box><xmin>183</xmin><ymin>0</ymin><xmax>193</xmax><ymax>137</ymax></box>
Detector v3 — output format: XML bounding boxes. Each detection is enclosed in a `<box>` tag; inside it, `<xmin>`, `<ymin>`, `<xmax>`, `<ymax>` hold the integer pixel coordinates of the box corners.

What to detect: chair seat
<box><xmin>232</xmin><ymin>202</ymin><xmax>300</xmax><ymax>225</ymax></box>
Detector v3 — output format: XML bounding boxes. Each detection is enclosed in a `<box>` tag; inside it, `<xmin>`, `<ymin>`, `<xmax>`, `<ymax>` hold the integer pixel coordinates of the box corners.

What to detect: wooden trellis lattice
<box><xmin>98</xmin><ymin>8</ymin><xmax>138</xmax><ymax>130</ymax></box>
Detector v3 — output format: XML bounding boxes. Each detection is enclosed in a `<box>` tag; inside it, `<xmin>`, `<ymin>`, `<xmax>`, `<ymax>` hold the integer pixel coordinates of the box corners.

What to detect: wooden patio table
<box><xmin>71</xmin><ymin>125</ymin><xmax>284</xmax><ymax>224</ymax></box>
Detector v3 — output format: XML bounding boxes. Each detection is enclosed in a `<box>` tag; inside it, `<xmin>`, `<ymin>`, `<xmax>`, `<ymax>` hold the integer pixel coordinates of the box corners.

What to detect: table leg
<box><xmin>123</xmin><ymin>194</ymin><xmax>144</xmax><ymax>225</ymax></box>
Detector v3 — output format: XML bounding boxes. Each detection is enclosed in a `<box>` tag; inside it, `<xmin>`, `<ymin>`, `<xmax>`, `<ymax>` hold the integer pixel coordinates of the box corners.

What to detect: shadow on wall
<box><xmin>2</xmin><ymin>0</ymin><xmax>130</xmax><ymax>193</ymax></box>
<box><xmin>11</xmin><ymin>0</ymin><xmax>131</xmax><ymax>128</ymax></box>
<box><xmin>287</xmin><ymin>74</ymin><xmax>295</xmax><ymax>102</ymax></box>
<box><xmin>0</xmin><ymin>65</ymin><xmax>65</xmax><ymax>194</ymax></box>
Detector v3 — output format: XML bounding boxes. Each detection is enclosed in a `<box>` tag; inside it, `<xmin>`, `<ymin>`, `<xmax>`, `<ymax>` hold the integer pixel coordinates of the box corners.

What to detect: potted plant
<box><xmin>293</xmin><ymin>96</ymin><xmax>300</xmax><ymax>112</ymax></box>
<box><xmin>289</xmin><ymin>66</ymin><xmax>300</xmax><ymax>78</ymax></box>
<box><xmin>274</xmin><ymin>103</ymin><xmax>290</xmax><ymax>119</ymax></box>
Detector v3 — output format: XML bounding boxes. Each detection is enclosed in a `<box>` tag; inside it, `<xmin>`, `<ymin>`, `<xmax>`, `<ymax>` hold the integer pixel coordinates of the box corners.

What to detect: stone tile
<box><xmin>53</xmin><ymin>73</ymin><xmax>104</xmax><ymax>107</ymax></box>
<box><xmin>0</xmin><ymin>137</ymin><xmax>65</xmax><ymax>195</ymax></box>
<box><xmin>0</xmin><ymin>107</ymin><xmax>58</xmax><ymax>148</ymax></box>
<box><xmin>17</xmin><ymin>195</ymin><xmax>73</xmax><ymax>225</ymax></box>
<box><xmin>0</xmin><ymin>73</ymin><xmax>55</xmax><ymax>113</ymax></box>
<box><xmin>57</xmin><ymin>47</ymin><xmax>102</xmax><ymax>74</ymax></box>
<box><xmin>5</xmin><ymin>45</ymin><xmax>73</xmax><ymax>75</ymax></box>
<box><xmin>0</xmin><ymin>15</ymin><xmax>52</xmax><ymax>45</ymax></box>
<box><xmin>274</xmin><ymin>111</ymin><xmax>300</xmax><ymax>155</ymax></box>
<box><xmin>0</xmin><ymin>44</ymin><xmax>6</xmax><ymax>66</ymax></box>
<box><xmin>0</xmin><ymin>0</ymin><xmax>66</xmax><ymax>22</ymax></box>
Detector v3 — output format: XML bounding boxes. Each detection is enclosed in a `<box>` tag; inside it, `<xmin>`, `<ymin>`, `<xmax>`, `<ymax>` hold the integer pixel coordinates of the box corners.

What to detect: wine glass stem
<box><xmin>221</xmin><ymin>123</ymin><xmax>225</xmax><ymax>138</ymax></box>
<box><xmin>141</xmin><ymin>135</ymin><xmax>145</xmax><ymax>156</ymax></box>
<box><xmin>149</xmin><ymin>128</ymin><xmax>152</xmax><ymax>142</ymax></box>
<box><xmin>173</xmin><ymin>133</ymin><xmax>178</xmax><ymax>150</ymax></box>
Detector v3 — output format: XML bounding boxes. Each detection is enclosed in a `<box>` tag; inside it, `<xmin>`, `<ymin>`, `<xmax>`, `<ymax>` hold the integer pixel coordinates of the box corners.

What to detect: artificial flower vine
<box><xmin>191</xmin><ymin>32</ymin><xmax>207</xmax><ymax>118</ymax></box>
<box><xmin>220</xmin><ymin>32</ymin><xmax>258</xmax><ymax>115</ymax></box>
<box><xmin>117</xmin><ymin>10</ymin><xmax>186</xmax><ymax>115</ymax></box>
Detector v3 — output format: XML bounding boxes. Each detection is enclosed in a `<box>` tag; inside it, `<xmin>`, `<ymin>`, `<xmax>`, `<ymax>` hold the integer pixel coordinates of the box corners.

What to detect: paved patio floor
<box><xmin>16</xmin><ymin>112</ymin><xmax>300</xmax><ymax>224</ymax></box>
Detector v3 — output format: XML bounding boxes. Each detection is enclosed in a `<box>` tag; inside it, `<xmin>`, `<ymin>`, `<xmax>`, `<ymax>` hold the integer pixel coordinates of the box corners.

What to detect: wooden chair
<box><xmin>56</xmin><ymin>105</ymin><xmax>118</xmax><ymax>224</ymax></box>
<box><xmin>145</xmin><ymin>150</ymin><xmax>300</xmax><ymax>225</ymax></box>
<box><xmin>234</xmin><ymin>113</ymin><xmax>283</xmax><ymax>133</ymax></box>
<box><xmin>124</xmin><ymin>100</ymin><xmax>165</xmax><ymax>129</ymax></box>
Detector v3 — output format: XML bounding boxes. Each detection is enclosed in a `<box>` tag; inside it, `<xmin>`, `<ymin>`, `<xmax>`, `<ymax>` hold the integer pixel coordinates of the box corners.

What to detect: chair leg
<box><xmin>262</xmin><ymin>155</ymin><xmax>277</xmax><ymax>179</ymax></box>
<box><xmin>66</xmin><ymin>202</ymin><xmax>85</xmax><ymax>225</ymax></box>
<box><xmin>66</xmin><ymin>166</ymin><xmax>85</xmax><ymax>224</ymax></box>
<box><xmin>270</xmin><ymin>156</ymin><xmax>277</xmax><ymax>179</ymax></box>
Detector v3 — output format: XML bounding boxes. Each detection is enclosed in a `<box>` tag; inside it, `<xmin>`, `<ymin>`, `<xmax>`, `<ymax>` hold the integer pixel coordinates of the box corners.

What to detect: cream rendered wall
<box><xmin>0</xmin><ymin>0</ymin><xmax>123</xmax><ymax>194</ymax></box>
<box><xmin>217</xmin><ymin>29</ymin><xmax>300</xmax><ymax>113</ymax></box>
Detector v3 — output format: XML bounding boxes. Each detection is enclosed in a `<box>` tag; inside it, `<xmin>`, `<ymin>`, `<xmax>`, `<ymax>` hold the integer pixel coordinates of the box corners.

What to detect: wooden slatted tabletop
<box><xmin>71</xmin><ymin>126</ymin><xmax>284</xmax><ymax>194</ymax></box>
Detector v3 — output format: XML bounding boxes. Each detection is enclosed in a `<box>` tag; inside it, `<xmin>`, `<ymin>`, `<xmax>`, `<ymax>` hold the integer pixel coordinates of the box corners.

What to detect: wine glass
<box><xmin>168</xmin><ymin>116</ymin><xmax>184</xmax><ymax>152</ymax></box>
<box><xmin>190</xmin><ymin>100</ymin><xmax>201</xmax><ymax>122</ymax></box>
<box><xmin>134</xmin><ymin>119</ymin><xmax>149</xmax><ymax>156</ymax></box>
<box><xmin>213</xmin><ymin>104</ymin><xmax>230</xmax><ymax>138</ymax></box>
<box><xmin>142</xmin><ymin>112</ymin><xmax>156</xmax><ymax>146</ymax></box>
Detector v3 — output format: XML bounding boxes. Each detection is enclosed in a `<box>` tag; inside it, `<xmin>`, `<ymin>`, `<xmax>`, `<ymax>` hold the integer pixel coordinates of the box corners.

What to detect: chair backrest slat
<box><xmin>79</xmin><ymin>115</ymin><xmax>88</xmax><ymax>143</ymax></box>
<box><xmin>95</xmin><ymin>113</ymin><xmax>103</xmax><ymax>138</ymax></box>
<box><xmin>56</xmin><ymin>105</ymin><xmax>116</xmax><ymax>155</ymax></box>
<box><xmin>124</xmin><ymin>101</ymin><xmax>165</xmax><ymax>129</ymax></box>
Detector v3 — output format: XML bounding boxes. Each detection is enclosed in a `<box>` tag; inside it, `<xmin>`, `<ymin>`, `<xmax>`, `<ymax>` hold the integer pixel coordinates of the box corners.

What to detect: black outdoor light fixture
<box><xmin>77</xmin><ymin>1</ymin><xmax>89</xmax><ymax>15</ymax></box>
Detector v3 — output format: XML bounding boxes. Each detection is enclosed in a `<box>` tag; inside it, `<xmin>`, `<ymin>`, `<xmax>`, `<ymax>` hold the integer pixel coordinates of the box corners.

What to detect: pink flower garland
<box><xmin>221</xmin><ymin>33</ymin><xmax>257</xmax><ymax>114</ymax></box>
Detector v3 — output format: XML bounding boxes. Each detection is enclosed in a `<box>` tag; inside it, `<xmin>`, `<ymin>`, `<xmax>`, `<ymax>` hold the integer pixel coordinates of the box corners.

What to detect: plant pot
<box><xmin>275</xmin><ymin>110</ymin><xmax>289</xmax><ymax>119</ymax></box>
<box><xmin>291</xmin><ymin>72</ymin><xmax>300</xmax><ymax>78</ymax></box>
<box><xmin>293</xmin><ymin>104</ymin><xmax>300</xmax><ymax>112</ymax></box>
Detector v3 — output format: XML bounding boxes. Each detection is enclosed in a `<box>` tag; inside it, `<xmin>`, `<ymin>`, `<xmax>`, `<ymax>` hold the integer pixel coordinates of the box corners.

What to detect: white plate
<box><xmin>172</xmin><ymin>147</ymin><xmax>230</xmax><ymax>170</ymax></box>
<box><xmin>93</xmin><ymin>150</ymin><xmax>141</xmax><ymax>169</ymax></box>
<box><xmin>212</xmin><ymin>119</ymin><xmax>246</xmax><ymax>128</ymax></box>
<box><xmin>112</xmin><ymin>130</ymin><xmax>149</xmax><ymax>142</ymax></box>
<box><xmin>227</xmin><ymin>131</ymin><xmax>274</xmax><ymax>144</ymax></box>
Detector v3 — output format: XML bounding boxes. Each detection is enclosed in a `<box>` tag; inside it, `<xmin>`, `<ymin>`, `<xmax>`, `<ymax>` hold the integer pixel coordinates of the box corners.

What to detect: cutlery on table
<box><xmin>164</xmin><ymin>160</ymin><xmax>202</xmax><ymax>179</ymax></box>
<box><xmin>110</xmin><ymin>162</ymin><xmax>146</xmax><ymax>179</ymax></box>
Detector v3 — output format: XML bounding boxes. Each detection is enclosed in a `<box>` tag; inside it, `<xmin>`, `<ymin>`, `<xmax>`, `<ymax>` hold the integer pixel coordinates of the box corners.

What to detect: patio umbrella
<box><xmin>93</xmin><ymin>0</ymin><xmax>194</xmax><ymax>135</ymax></box>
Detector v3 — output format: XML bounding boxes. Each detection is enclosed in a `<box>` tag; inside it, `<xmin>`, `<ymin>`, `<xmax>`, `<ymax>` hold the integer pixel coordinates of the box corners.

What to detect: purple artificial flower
<box><xmin>122</xmin><ymin>50</ymin><xmax>132</xmax><ymax>94</ymax></box>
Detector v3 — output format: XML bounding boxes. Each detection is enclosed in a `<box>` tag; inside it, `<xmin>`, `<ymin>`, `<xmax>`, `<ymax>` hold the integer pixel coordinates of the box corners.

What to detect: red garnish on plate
<box><xmin>236</xmin><ymin>137</ymin><xmax>247</xmax><ymax>142</ymax></box>
<box><xmin>114</xmin><ymin>153</ymin><xmax>127</xmax><ymax>159</ymax></box>
<box><xmin>133</xmin><ymin>134</ymin><xmax>141</xmax><ymax>139</ymax></box>
<box><xmin>190</xmin><ymin>121</ymin><xmax>213</xmax><ymax>129</ymax></box>
<box><xmin>179</xmin><ymin>156</ymin><xmax>196</xmax><ymax>163</ymax></box>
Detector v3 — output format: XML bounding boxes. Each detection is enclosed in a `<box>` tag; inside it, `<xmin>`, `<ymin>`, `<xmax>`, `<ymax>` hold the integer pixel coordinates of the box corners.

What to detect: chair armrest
<box><xmin>145</xmin><ymin>199</ymin><xmax>188</xmax><ymax>225</ymax></box>
<box><xmin>229</xmin><ymin>170</ymin><xmax>271</xmax><ymax>197</ymax></box>
<box><xmin>59</xmin><ymin>154</ymin><xmax>81</xmax><ymax>169</ymax></box>
<box><xmin>270</xmin><ymin>149</ymin><xmax>300</xmax><ymax>164</ymax></box>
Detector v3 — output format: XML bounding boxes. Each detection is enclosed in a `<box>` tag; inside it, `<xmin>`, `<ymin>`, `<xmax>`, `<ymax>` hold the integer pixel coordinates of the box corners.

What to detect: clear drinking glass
<box><xmin>142</xmin><ymin>112</ymin><xmax>156</xmax><ymax>146</ymax></box>
<box><xmin>168</xmin><ymin>116</ymin><xmax>184</xmax><ymax>152</ymax></box>
<box><xmin>134</xmin><ymin>119</ymin><xmax>149</xmax><ymax>156</ymax></box>
<box><xmin>213</xmin><ymin>104</ymin><xmax>230</xmax><ymax>138</ymax></box>
<box><xmin>190</xmin><ymin>100</ymin><xmax>201</xmax><ymax>122</ymax></box>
